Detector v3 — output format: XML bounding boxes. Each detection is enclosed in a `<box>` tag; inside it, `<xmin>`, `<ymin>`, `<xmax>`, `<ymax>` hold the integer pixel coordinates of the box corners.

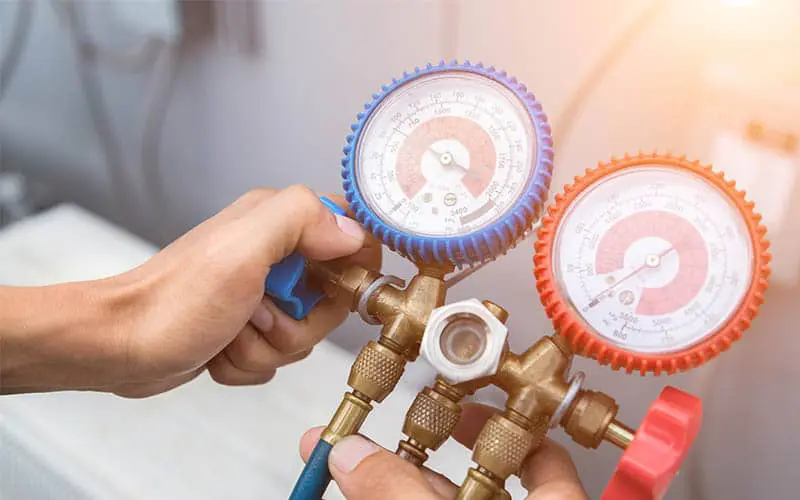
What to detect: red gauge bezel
<box><xmin>533</xmin><ymin>153</ymin><xmax>771</xmax><ymax>375</ymax></box>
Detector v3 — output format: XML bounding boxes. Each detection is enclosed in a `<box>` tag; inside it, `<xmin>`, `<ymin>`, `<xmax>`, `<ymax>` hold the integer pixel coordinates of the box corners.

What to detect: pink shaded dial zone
<box><xmin>595</xmin><ymin>211</ymin><xmax>709</xmax><ymax>316</ymax></box>
<box><xmin>396</xmin><ymin>116</ymin><xmax>496</xmax><ymax>198</ymax></box>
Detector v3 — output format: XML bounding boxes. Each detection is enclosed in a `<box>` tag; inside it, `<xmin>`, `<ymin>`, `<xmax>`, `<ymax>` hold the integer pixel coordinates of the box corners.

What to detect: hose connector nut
<box><xmin>420</xmin><ymin>299</ymin><xmax>508</xmax><ymax>384</ymax></box>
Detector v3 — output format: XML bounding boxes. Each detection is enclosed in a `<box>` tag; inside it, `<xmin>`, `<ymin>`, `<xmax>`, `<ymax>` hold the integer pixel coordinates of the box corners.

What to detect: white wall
<box><xmin>1</xmin><ymin>1</ymin><xmax>799</xmax><ymax>499</ymax></box>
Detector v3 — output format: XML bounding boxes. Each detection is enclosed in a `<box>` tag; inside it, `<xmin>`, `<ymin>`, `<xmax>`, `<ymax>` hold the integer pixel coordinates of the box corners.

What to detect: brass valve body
<box><xmin>305</xmin><ymin>259</ymin><xmax>635</xmax><ymax>500</ymax></box>
<box><xmin>312</xmin><ymin>262</ymin><xmax>451</xmax><ymax>447</ymax></box>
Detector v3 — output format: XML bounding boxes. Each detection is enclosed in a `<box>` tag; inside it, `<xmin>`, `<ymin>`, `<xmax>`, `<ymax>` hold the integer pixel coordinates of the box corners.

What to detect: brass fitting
<box><xmin>456</xmin><ymin>468</ymin><xmax>503</xmax><ymax>500</ymax></box>
<box><xmin>348</xmin><ymin>340</ymin><xmax>406</xmax><ymax>402</ymax></box>
<box><xmin>561</xmin><ymin>390</ymin><xmax>618</xmax><ymax>449</ymax></box>
<box><xmin>307</xmin><ymin>259</ymin><xmax>378</xmax><ymax>311</ymax></box>
<box><xmin>309</xmin><ymin>262</ymin><xmax>452</xmax><ymax>446</ymax></box>
<box><xmin>457</xmin><ymin>411</ymin><xmax>547</xmax><ymax>500</ymax></box>
<box><xmin>321</xmin><ymin>392</ymin><xmax>372</xmax><ymax>445</ymax></box>
<box><xmin>473</xmin><ymin>414</ymin><xmax>536</xmax><ymax>478</ymax></box>
<box><xmin>496</xmin><ymin>336</ymin><xmax>572</xmax><ymax>419</ymax></box>
<box><xmin>397</xmin><ymin>378</ymin><xmax>467</xmax><ymax>465</ymax></box>
<box><xmin>605</xmin><ymin>420</ymin><xmax>635</xmax><ymax>449</ymax></box>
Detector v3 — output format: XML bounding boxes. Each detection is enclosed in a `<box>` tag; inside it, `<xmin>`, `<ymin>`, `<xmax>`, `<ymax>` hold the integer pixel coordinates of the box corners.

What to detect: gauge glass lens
<box><xmin>552</xmin><ymin>166</ymin><xmax>753</xmax><ymax>354</ymax></box>
<box><xmin>354</xmin><ymin>72</ymin><xmax>536</xmax><ymax>237</ymax></box>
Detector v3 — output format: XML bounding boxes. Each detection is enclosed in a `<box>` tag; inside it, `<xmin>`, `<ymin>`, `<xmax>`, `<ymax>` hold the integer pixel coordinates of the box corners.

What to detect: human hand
<box><xmin>298</xmin><ymin>403</ymin><xmax>588</xmax><ymax>499</ymax></box>
<box><xmin>0</xmin><ymin>186</ymin><xmax>380</xmax><ymax>396</ymax></box>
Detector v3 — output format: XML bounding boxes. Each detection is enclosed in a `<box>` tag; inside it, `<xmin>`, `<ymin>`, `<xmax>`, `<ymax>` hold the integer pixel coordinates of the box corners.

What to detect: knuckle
<box><xmin>257</xmin><ymin>369</ymin><xmax>277</xmax><ymax>384</ymax></box>
<box><xmin>270</xmin><ymin>331</ymin><xmax>313</xmax><ymax>356</ymax></box>
<box><xmin>283</xmin><ymin>184</ymin><xmax>318</xmax><ymax>205</ymax></box>
<box><xmin>227</xmin><ymin>344</ymin><xmax>258</xmax><ymax>372</ymax></box>
<box><xmin>294</xmin><ymin>347</ymin><xmax>313</xmax><ymax>362</ymax></box>
<box><xmin>208</xmin><ymin>364</ymin><xmax>229</xmax><ymax>385</ymax></box>
<box><xmin>207</xmin><ymin>354</ymin><xmax>238</xmax><ymax>386</ymax></box>
<box><xmin>237</xmin><ymin>187</ymin><xmax>273</xmax><ymax>205</ymax></box>
<box><xmin>282</xmin><ymin>184</ymin><xmax>327</xmax><ymax>220</ymax></box>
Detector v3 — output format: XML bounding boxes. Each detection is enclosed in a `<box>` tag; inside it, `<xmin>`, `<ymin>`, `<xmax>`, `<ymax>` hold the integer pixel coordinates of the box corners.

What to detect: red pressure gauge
<box><xmin>534</xmin><ymin>153</ymin><xmax>771</xmax><ymax>375</ymax></box>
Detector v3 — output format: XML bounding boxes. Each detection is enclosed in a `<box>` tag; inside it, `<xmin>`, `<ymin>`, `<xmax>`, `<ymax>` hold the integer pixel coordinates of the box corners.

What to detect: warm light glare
<box><xmin>720</xmin><ymin>0</ymin><xmax>757</xmax><ymax>6</ymax></box>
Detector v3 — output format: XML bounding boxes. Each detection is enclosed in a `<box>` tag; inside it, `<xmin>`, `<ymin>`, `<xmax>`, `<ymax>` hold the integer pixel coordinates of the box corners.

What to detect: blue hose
<box><xmin>289</xmin><ymin>439</ymin><xmax>333</xmax><ymax>500</ymax></box>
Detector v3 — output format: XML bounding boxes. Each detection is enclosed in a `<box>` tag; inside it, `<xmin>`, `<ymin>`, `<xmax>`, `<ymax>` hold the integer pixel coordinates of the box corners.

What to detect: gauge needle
<box><xmin>426</xmin><ymin>146</ymin><xmax>469</xmax><ymax>172</ymax></box>
<box><xmin>586</xmin><ymin>245</ymin><xmax>676</xmax><ymax>309</ymax></box>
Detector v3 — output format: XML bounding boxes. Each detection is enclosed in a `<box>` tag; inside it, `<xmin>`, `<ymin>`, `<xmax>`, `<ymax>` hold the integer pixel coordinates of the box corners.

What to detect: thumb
<box><xmin>327</xmin><ymin>435</ymin><xmax>440</xmax><ymax>500</ymax></box>
<box><xmin>247</xmin><ymin>185</ymin><xmax>366</xmax><ymax>265</ymax></box>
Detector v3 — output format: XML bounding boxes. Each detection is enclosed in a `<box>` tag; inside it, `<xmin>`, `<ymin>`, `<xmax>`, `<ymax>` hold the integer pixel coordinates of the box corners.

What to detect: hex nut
<box><xmin>420</xmin><ymin>299</ymin><xmax>508</xmax><ymax>384</ymax></box>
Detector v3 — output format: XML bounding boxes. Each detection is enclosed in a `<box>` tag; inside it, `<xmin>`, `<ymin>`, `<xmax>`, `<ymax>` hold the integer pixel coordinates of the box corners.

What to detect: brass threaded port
<box><xmin>348</xmin><ymin>340</ymin><xmax>405</xmax><ymax>402</ymax></box>
<box><xmin>481</xmin><ymin>300</ymin><xmax>509</xmax><ymax>324</ymax></box>
<box><xmin>402</xmin><ymin>388</ymin><xmax>462</xmax><ymax>450</ymax></box>
<box><xmin>473</xmin><ymin>415</ymin><xmax>534</xmax><ymax>479</ymax></box>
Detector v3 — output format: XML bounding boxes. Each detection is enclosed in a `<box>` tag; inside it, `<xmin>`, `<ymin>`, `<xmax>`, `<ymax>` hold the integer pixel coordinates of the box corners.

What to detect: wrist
<box><xmin>0</xmin><ymin>279</ymin><xmax>132</xmax><ymax>393</ymax></box>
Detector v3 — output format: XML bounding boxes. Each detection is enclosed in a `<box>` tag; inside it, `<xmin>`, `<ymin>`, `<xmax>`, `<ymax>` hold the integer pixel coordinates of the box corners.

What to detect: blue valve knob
<box><xmin>264</xmin><ymin>196</ymin><xmax>347</xmax><ymax>320</ymax></box>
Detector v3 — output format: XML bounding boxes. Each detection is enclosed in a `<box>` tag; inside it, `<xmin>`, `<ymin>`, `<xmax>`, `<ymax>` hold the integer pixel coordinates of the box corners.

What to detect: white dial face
<box><xmin>553</xmin><ymin>166</ymin><xmax>753</xmax><ymax>354</ymax></box>
<box><xmin>354</xmin><ymin>72</ymin><xmax>536</xmax><ymax>237</ymax></box>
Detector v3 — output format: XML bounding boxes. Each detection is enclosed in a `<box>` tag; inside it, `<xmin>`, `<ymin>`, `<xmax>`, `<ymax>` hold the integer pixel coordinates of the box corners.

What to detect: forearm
<box><xmin>0</xmin><ymin>281</ymin><xmax>129</xmax><ymax>393</ymax></box>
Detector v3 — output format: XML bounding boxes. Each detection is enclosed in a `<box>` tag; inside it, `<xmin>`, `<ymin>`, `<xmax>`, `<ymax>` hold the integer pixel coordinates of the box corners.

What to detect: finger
<box><xmin>328</xmin><ymin>435</ymin><xmax>440</xmax><ymax>500</ymax></box>
<box><xmin>452</xmin><ymin>402</ymin><xmax>502</xmax><ymax>449</ymax></box>
<box><xmin>247</xmin><ymin>185</ymin><xmax>367</xmax><ymax>266</ymax></box>
<box><xmin>421</xmin><ymin>467</ymin><xmax>458</xmax><ymax>498</ymax></box>
<box><xmin>340</xmin><ymin>233</ymin><xmax>382</xmax><ymax>271</ymax></box>
<box><xmin>229</xmin><ymin>188</ymin><xmax>279</xmax><ymax>213</ymax></box>
<box><xmin>206</xmin><ymin>350</ymin><xmax>276</xmax><ymax>386</ymax></box>
<box><xmin>300</xmin><ymin>428</ymin><xmax>455</xmax><ymax>498</ymax></box>
<box><xmin>452</xmin><ymin>405</ymin><xmax>586</xmax><ymax>498</ymax></box>
<box><xmin>258</xmin><ymin>294</ymin><xmax>350</xmax><ymax>355</ymax></box>
<box><xmin>224</xmin><ymin>323</ymin><xmax>312</xmax><ymax>373</ymax></box>
<box><xmin>299</xmin><ymin>426</ymin><xmax>326</xmax><ymax>461</ymax></box>
<box><xmin>321</xmin><ymin>193</ymin><xmax>383</xmax><ymax>270</ymax></box>
<box><xmin>521</xmin><ymin>439</ymin><xmax>587</xmax><ymax>500</ymax></box>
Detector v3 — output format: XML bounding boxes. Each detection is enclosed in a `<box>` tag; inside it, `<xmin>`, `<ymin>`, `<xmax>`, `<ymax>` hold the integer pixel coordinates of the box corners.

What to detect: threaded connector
<box><xmin>348</xmin><ymin>340</ymin><xmax>405</xmax><ymax>402</ymax></box>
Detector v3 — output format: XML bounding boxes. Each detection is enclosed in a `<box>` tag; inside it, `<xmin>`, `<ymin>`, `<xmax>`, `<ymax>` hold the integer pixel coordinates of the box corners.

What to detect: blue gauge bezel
<box><xmin>341</xmin><ymin>60</ymin><xmax>554</xmax><ymax>268</ymax></box>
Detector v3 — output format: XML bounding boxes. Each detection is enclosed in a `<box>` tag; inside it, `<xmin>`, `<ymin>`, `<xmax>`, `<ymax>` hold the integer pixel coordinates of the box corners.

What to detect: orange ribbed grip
<box><xmin>533</xmin><ymin>152</ymin><xmax>771</xmax><ymax>375</ymax></box>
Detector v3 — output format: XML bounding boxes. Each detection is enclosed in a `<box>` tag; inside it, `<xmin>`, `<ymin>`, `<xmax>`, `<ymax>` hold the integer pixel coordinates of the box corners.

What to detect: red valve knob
<box><xmin>602</xmin><ymin>386</ymin><xmax>702</xmax><ymax>500</ymax></box>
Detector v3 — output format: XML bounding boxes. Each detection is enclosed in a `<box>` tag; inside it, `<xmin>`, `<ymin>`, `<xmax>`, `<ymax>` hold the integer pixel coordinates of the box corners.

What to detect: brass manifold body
<box><xmin>308</xmin><ymin>258</ymin><xmax>635</xmax><ymax>500</ymax></box>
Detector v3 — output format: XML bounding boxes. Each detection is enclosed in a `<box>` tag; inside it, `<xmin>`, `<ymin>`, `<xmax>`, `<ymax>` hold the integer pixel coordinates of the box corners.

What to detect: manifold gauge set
<box><xmin>263</xmin><ymin>61</ymin><xmax>772</xmax><ymax>500</ymax></box>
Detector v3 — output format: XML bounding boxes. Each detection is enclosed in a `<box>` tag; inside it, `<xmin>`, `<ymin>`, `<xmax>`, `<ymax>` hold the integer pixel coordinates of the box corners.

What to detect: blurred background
<box><xmin>0</xmin><ymin>0</ymin><xmax>798</xmax><ymax>498</ymax></box>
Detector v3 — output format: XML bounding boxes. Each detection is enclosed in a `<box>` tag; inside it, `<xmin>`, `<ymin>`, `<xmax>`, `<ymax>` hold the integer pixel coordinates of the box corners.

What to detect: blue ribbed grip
<box><xmin>264</xmin><ymin>196</ymin><xmax>347</xmax><ymax>320</ymax></box>
<box><xmin>340</xmin><ymin>60</ymin><xmax>554</xmax><ymax>268</ymax></box>
<box><xmin>288</xmin><ymin>439</ymin><xmax>333</xmax><ymax>500</ymax></box>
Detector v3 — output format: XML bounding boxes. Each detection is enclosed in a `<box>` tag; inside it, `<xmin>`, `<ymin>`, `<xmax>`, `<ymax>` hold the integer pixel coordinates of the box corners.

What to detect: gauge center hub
<box><xmin>420</xmin><ymin>138</ymin><xmax>471</xmax><ymax>191</ymax></box>
<box><xmin>645</xmin><ymin>254</ymin><xmax>660</xmax><ymax>268</ymax></box>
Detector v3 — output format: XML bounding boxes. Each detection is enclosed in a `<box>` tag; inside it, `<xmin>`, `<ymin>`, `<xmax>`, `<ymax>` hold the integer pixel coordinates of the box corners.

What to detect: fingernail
<box><xmin>330</xmin><ymin>435</ymin><xmax>380</xmax><ymax>473</ymax></box>
<box><xmin>251</xmin><ymin>301</ymin><xmax>275</xmax><ymax>333</ymax></box>
<box><xmin>335</xmin><ymin>214</ymin><xmax>365</xmax><ymax>242</ymax></box>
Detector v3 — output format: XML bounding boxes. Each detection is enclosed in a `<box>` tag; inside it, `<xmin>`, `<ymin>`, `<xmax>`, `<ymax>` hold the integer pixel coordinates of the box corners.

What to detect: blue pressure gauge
<box><xmin>342</xmin><ymin>60</ymin><xmax>554</xmax><ymax>267</ymax></box>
